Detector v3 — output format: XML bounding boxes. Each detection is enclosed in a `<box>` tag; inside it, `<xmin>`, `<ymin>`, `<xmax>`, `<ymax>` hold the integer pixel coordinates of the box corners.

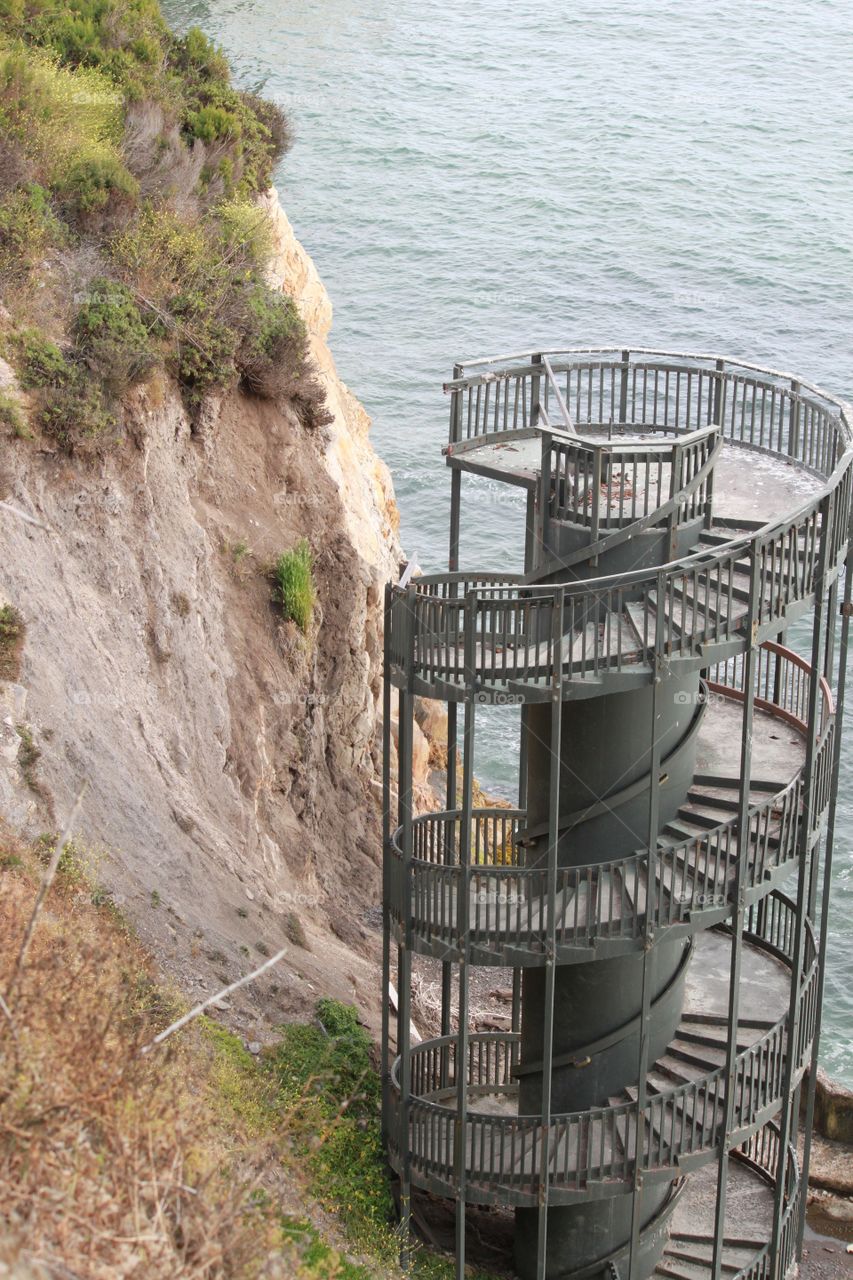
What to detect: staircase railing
<box><xmin>445</xmin><ymin>349</ymin><xmax>851</xmax><ymax>486</ymax></box>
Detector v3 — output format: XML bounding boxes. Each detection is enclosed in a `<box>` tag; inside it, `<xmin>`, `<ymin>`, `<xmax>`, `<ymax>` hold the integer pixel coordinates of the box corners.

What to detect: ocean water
<box><xmin>163</xmin><ymin>0</ymin><xmax>853</xmax><ymax>1084</ymax></box>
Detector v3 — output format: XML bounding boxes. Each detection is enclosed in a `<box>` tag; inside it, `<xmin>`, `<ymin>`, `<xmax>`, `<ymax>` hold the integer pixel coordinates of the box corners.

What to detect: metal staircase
<box><xmin>382</xmin><ymin>348</ymin><xmax>853</xmax><ymax>1280</ymax></box>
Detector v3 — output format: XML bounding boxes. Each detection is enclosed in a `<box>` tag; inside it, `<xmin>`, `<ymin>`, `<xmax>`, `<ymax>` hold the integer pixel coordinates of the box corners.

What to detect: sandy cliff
<box><xmin>0</xmin><ymin>187</ymin><xmax>407</xmax><ymax>1035</ymax></box>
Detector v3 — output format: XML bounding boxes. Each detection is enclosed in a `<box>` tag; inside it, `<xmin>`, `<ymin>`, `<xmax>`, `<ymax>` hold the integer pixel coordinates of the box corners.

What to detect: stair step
<box><xmin>658</xmin><ymin>1261</ymin><xmax>710</xmax><ymax>1280</ymax></box>
<box><xmin>625</xmin><ymin>602</ymin><xmax>652</xmax><ymax>649</ymax></box>
<box><xmin>663</xmin><ymin>819</ymin><xmax>705</xmax><ymax>840</ymax></box>
<box><xmin>677</xmin><ymin>1027</ymin><xmax>751</xmax><ymax>1054</ymax></box>
<box><xmin>666</xmin><ymin>1042</ymin><xmax>727</xmax><ymax>1072</ymax></box>
<box><xmin>671</xmin><ymin>1234</ymin><xmax>767</xmax><ymax>1249</ymax></box>
<box><xmin>648</xmin><ymin>590</ymin><xmax>684</xmax><ymax>636</ymax></box>
<box><xmin>687</xmin><ymin>790</ymin><xmax>741</xmax><ymax>812</ymax></box>
<box><xmin>697</xmin><ymin>531</ymin><xmax>745</xmax><ymax>549</ymax></box>
<box><xmin>648</xmin><ymin>1056</ymin><xmax>697</xmax><ymax>1087</ymax></box>
<box><xmin>666</xmin><ymin>1249</ymin><xmax>741</xmax><ymax>1275</ymax></box>
<box><xmin>675</xmin><ymin>808</ymin><xmax>730</xmax><ymax>832</ymax></box>
<box><xmin>693</xmin><ymin>774</ymin><xmax>781</xmax><ymax>793</ymax></box>
<box><xmin>667</xmin><ymin>578</ymin><xmax>729</xmax><ymax>624</ymax></box>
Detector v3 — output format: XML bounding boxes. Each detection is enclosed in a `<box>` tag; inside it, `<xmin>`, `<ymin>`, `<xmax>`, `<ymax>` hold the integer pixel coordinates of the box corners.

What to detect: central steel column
<box><xmin>514</xmin><ymin>505</ymin><xmax>702</xmax><ymax>1279</ymax></box>
<box><xmin>514</xmin><ymin>673</ymin><xmax>700</xmax><ymax>1279</ymax></box>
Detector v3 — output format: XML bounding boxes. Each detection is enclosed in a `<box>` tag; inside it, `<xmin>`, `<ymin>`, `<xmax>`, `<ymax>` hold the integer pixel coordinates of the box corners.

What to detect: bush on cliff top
<box><xmin>0</xmin><ymin>0</ymin><xmax>289</xmax><ymax>194</ymax></box>
<box><xmin>0</xmin><ymin>183</ymin><xmax>64</xmax><ymax>279</ymax></box>
<box><xmin>0</xmin><ymin>0</ymin><xmax>328</xmax><ymax>444</ymax></box>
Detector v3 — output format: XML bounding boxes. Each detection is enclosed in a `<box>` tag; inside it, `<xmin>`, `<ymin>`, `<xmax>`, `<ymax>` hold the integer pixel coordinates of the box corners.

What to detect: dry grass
<box><xmin>0</xmin><ymin>828</ymin><xmax>285</xmax><ymax>1279</ymax></box>
<box><xmin>0</xmin><ymin>605</ymin><xmax>24</xmax><ymax>682</ymax></box>
<box><xmin>0</xmin><ymin>828</ymin><xmax>483</xmax><ymax>1280</ymax></box>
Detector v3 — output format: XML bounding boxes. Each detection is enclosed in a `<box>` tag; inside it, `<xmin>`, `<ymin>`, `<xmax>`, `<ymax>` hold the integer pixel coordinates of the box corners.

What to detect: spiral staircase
<box><xmin>381</xmin><ymin>349</ymin><xmax>853</xmax><ymax>1280</ymax></box>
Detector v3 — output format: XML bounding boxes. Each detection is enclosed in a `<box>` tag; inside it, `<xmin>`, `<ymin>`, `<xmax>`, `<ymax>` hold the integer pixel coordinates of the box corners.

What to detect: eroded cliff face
<box><xmin>0</xmin><ymin>187</ymin><xmax>404</xmax><ymax>1035</ymax></box>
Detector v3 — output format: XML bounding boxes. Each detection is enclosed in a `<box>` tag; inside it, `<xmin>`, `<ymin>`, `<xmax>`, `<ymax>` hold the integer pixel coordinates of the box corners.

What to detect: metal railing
<box><xmin>387</xmin><ymin>894</ymin><xmax>815</xmax><ymax>1204</ymax></box>
<box><xmin>730</xmin><ymin>1124</ymin><xmax>800</xmax><ymax>1280</ymax></box>
<box><xmin>546</xmin><ymin>422</ymin><xmax>720</xmax><ymax>531</ymax></box>
<box><xmin>389</xmin><ymin>456</ymin><xmax>851</xmax><ymax>694</ymax></box>
<box><xmin>389</xmin><ymin>646</ymin><xmax>833</xmax><ymax>960</ymax></box>
<box><xmin>445</xmin><ymin>350</ymin><xmax>851</xmax><ymax>485</ymax></box>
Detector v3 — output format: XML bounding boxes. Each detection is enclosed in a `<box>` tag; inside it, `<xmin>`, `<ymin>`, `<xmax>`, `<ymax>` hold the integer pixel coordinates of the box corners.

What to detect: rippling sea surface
<box><xmin>163</xmin><ymin>0</ymin><xmax>853</xmax><ymax>1083</ymax></box>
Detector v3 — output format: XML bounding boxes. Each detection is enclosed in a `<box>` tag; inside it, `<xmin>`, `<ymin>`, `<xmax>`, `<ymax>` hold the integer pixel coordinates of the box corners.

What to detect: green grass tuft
<box><xmin>199</xmin><ymin>1017</ymin><xmax>275</xmax><ymax>1137</ymax></box>
<box><xmin>15</xmin><ymin>724</ymin><xmax>41</xmax><ymax>792</ymax></box>
<box><xmin>270</xmin><ymin>999</ymin><xmax>395</xmax><ymax>1261</ymax></box>
<box><xmin>269</xmin><ymin>999</ymin><xmax>500</xmax><ymax>1279</ymax></box>
<box><xmin>273</xmin><ymin>539</ymin><xmax>316</xmax><ymax>634</ymax></box>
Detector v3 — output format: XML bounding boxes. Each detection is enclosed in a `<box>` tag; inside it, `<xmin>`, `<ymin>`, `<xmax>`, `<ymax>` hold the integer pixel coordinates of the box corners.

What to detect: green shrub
<box><xmin>239</xmin><ymin>91</ymin><xmax>293</xmax><ymax>162</ymax></box>
<box><xmin>183</xmin><ymin>78</ymin><xmax>279</xmax><ymax>196</ymax></box>
<box><xmin>15</xmin><ymin>329</ymin><xmax>68</xmax><ymax>387</ymax></box>
<box><xmin>0</xmin><ymin>183</ymin><xmax>62</xmax><ymax>279</ymax></box>
<box><xmin>238</xmin><ymin>284</ymin><xmax>307</xmax><ymax>398</ymax></box>
<box><xmin>0</xmin><ymin>49</ymin><xmax>123</xmax><ymax>185</ymax></box>
<box><xmin>38</xmin><ymin>372</ymin><xmax>117</xmax><ymax>446</ymax></box>
<box><xmin>13</xmin><ymin>329</ymin><xmax>116</xmax><ymax>446</ymax></box>
<box><xmin>15</xmin><ymin>723</ymin><xmax>40</xmax><ymax>790</ymax></box>
<box><xmin>273</xmin><ymin>540</ymin><xmax>316</xmax><ymax>633</ymax></box>
<box><xmin>0</xmin><ymin>50</ymin><xmax>50</xmax><ymax>143</ymax></box>
<box><xmin>173</xmin><ymin>26</ymin><xmax>230</xmax><ymax>83</ymax></box>
<box><xmin>270</xmin><ymin>1000</ymin><xmax>394</xmax><ymax>1261</ymax></box>
<box><xmin>171</xmin><ymin>303</ymin><xmax>238</xmax><ymax>401</ymax></box>
<box><xmin>216</xmin><ymin>197</ymin><xmax>273</xmax><ymax>270</ymax></box>
<box><xmin>184</xmin><ymin>104</ymin><xmax>242</xmax><ymax>144</ymax></box>
<box><xmin>60</xmin><ymin>149</ymin><xmax>138</xmax><ymax>218</ymax></box>
<box><xmin>74</xmin><ymin>277</ymin><xmax>156</xmax><ymax>392</ymax></box>
<box><xmin>110</xmin><ymin>203</ymin><xmax>208</xmax><ymax>287</ymax></box>
<box><xmin>21</xmin><ymin>0</ymin><xmax>168</xmax><ymax>94</ymax></box>
<box><xmin>0</xmin><ymin>3</ymin><xmax>320</xmax><ymax>431</ymax></box>
<box><xmin>0</xmin><ymin>390</ymin><xmax>29</xmax><ymax>437</ymax></box>
<box><xmin>108</xmin><ymin>203</ymin><xmax>321</xmax><ymax>413</ymax></box>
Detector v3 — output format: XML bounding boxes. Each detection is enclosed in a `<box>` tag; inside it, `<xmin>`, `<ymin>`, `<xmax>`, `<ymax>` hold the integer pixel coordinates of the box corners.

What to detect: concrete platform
<box><xmin>450</xmin><ymin>436</ymin><xmax>823</xmax><ymax>529</ymax></box>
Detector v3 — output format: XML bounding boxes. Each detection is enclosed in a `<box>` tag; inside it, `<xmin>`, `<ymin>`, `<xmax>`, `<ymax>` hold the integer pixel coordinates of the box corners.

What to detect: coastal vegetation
<box><xmin>0</xmin><ymin>0</ymin><xmax>329</xmax><ymax>447</ymax></box>
<box><xmin>0</xmin><ymin>829</ymin><xmax>497</xmax><ymax>1278</ymax></box>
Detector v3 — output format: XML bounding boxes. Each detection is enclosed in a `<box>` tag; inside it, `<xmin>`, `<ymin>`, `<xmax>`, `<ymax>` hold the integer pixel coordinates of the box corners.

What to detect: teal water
<box><xmin>163</xmin><ymin>0</ymin><xmax>853</xmax><ymax>1084</ymax></box>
